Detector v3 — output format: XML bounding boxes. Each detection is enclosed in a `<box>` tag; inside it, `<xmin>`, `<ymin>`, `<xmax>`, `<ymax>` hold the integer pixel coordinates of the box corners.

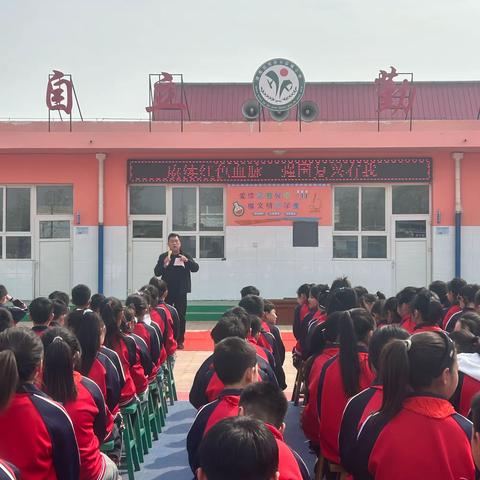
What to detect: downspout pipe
<box><xmin>97</xmin><ymin>153</ymin><xmax>106</xmax><ymax>294</ymax></box>
<box><xmin>453</xmin><ymin>152</ymin><xmax>463</xmax><ymax>277</ymax></box>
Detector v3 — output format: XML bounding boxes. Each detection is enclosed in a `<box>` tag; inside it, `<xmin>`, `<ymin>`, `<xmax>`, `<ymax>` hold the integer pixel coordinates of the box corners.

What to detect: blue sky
<box><xmin>1</xmin><ymin>0</ymin><xmax>479</xmax><ymax>118</ymax></box>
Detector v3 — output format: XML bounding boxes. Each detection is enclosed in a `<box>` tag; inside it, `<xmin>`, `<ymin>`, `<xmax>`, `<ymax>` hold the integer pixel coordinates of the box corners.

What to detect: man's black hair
<box><xmin>240</xmin><ymin>285</ymin><xmax>260</xmax><ymax>298</ymax></box>
<box><xmin>29</xmin><ymin>297</ymin><xmax>53</xmax><ymax>325</ymax></box>
<box><xmin>199</xmin><ymin>416</ymin><xmax>279</xmax><ymax>480</ymax></box>
<box><xmin>211</xmin><ymin>317</ymin><xmax>247</xmax><ymax>344</ymax></box>
<box><xmin>71</xmin><ymin>284</ymin><xmax>91</xmax><ymax>308</ymax></box>
<box><xmin>168</xmin><ymin>232</ymin><xmax>180</xmax><ymax>241</ymax></box>
<box><xmin>239</xmin><ymin>295</ymin><xmax>264</xmax><ymax>317</ymax></box>
<box><xmin>213</xmin><ymin>337</ymin><xmax>257</xmax><ymax>385</ymax></box>
<box><xmin>239</xmin><ymin>381</ymin><xmax>288</xmax><ymax>429</ymax></box>
<box><xmin>368</xmin><ymin>324</ymin><xmax>410</xmax><ymax>372</ymax></box>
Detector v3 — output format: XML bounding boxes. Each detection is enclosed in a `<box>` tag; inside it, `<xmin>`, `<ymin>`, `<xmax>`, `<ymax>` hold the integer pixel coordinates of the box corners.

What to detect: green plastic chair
<box><xmin>164</xmin><ymin>357</ymin><xmax>177</xmax><ymax>405</ymax></box>
<box><xmin>120</xmin><ymin>403</ymin><xmax>141</xmax><ymax>480</ymax></box>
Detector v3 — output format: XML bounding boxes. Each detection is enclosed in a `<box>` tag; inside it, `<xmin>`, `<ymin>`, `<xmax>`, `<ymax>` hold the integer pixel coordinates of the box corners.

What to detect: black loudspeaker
<box><xmin>300</xmin><ymin>101</ymin><xmax>318</xmax><ymax>122</ymax></box>
<box><xmin>241</xmin><ymin>99</ymin><xmax>260</xmax><ymax>121</ymax></box>
<box><xmin>269</xmin><ymin>109</ymin><xmax>290</xmax><ymax>122</ymax></box>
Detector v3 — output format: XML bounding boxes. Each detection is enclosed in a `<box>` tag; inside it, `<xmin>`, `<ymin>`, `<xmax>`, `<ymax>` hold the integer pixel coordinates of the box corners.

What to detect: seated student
<box><xmin>370</xmin><ymin>299</ymin><xmax>386</xmax><ymax>327</ymax></box>
<box><xmin>42</xmin><ymin>328</ymin><xmax>119</xmax><ymax>480</ymax></box>
<box><xmin>263</xmin><ymin>301</ymin><xmax>287</xmax><ymax>390</ymax></box>
<box><xmin>100</xmin><ymin>297</ymin><xmax>148</xmax><ymax>405</ymax></box>
<box><xmin>189</xmin><ymin>316</ymin><xmax>277</xmax><ymax>409</ymax></box>
<box><xmin>293</xmin><ymin>283</ymin><xmax>311</xmax><ymax>342</ymax></box>
<box><xmin>50</xmin><ymin>299</ymin><xmax>69</xmax><ymax>327</ymax></box>
<box><xmin>383</xmin><ymin>296</ymin><xmax>402</xmax><ymax>325</ymax></box>
<box><xmin>90</xmin><ymin>293</ymin><xmax>106</xmax><ymax>314</ymax></box>
<box><xmin>339</xmin><ymin>325</ymin><xmax>410</xmax><ymax>473</ymax></box>
<box><xmin>197</xmin><ymin>416</ymin><xmax>279</xmax><ymax>480</ymax></box>
<box><xmin>443</xmin><ymin>277</ymin><xmax>467</xmax><ymax>329</ymax></box>
<box><xmin>0</xmin><ymin>327</ymin><xmax>80</xmax><ymax>480</ymax></box>
<box><xmin>71</xmin><ymin>283</ymin><xmax>91</xmax><ymax>310</ymax></box>
<box><xmin>454</xmin><ymin>311</ymin><xmax>480</xmax><ymax>337</ymax></box>
<box><xmin>446</xmin><ymin>284</ymin><xmax>480</xmax><ymax>333</ymax></box>
<box><xmin>0</xmin><ymin>285</ymin><xmax>28</xmax><ymax>324</ymax></box>
<box><xmin>29</xmin><ymin>297</ymin><xmax>53</xmax><ymax>336</ymax></box>
<box><xmin>354</xmin><ymin>331</ymin><xmax>475</xmax><ymax>480</ymax></box>
<box><xmin>48</xmin><ymin>290</ymin><xmax>70</xmax><ymax>308</ymax></box>
<box><xmin>359</xmin><ymin>292</ymin><xmax>377</xmax><ymax>313</ymax></box>
<box><xmin>187</xmin><ymin>337</ymin><xmax>258</xmax><ymax>474</ymax></box>
<box><xmin>239</xmin><ymin>382</ymin><xmax>310</xmax><ymax>480</ymax></box>
<box><xmin>239</xmin><ymin>295</ymin><xmax>274</xmax><ymax>353</ymax></box>
<box><xmin>0</xmin><ymin>460</ymin><xmax>19</xmax><ymax>480</ymax></box>
<box><xmin>149</xmin><ymin>277</ymin><xmax>178</xmax><ymax>353</ymax></box>
<box><xmin>317</xmin><ymin>306</ymin><xmax>375</xmax><ymax>469</ymax></box>
<box><xmin>249</xmin><ymin>314</ymin><xmax>276</xmax><ymax>368</ymax></box>
<box><xmin>0</xmin><ymin>308</ymin><xmax>13</xmax><ymax>333</ymax></box>
<box><xmin>450</xmin><ymin>328</ymin><xmax>480</xmax><ymax>417</ymax></box>
<box><xmin>471</xmin><ymin>393</ymin><xmax>480</xmax><ymax>470</ymax></box>
<box><xmin>396</xmin><ymin>286</ymin><xmax>419</xmax><ymax>334</ymax></box>
<box><xmin>240</xmin><ymin>285</ymin><xmax>260</xmax><ymax>298</ymax></box>
<box><xmin>429</xmin><ymin>280</ymin><xmax>450</xmax><ymax>311</ymax></box>
<box><xmin>126</xmin><ymin>293</ymin><xmax>162</xmax><ymax>382</ymax></box>
<box><xmin>411</xmin><ymin>289</ymin><xmax>444</xmax><ymax>333</ymax></box>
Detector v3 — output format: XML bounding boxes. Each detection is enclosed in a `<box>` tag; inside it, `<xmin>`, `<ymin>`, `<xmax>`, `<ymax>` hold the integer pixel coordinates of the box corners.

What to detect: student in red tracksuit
<box><xmin>443</xmin><ymin>277</ymin><xmax>467</xmax><ymax>330</ymax></box>
<box><xmin>0</xmin><ymin>327</ymin><xmax>80</xmax><ymax>480</ymax></box>
<box><xmin>339</xmin><ymin>325</ymin><xmax>410</xmax><ymax>473</ymax></box>
<box><xmin>471</xmin><ymin>393</ymin><xmax>480</xmax><ymax>469</ymax></box>
<box><xmin>198</xmin><ymin>416</ymin><xmax>279</xmax><ymax>480</ymax></box>
<box><xmin>395</xmin><ymin>286</ymin><xmax>419</xmax><ymax>334</ymax></box>
<box><xmin>239</xmin><ymin>382</ymin><xmax>310</xmax><ymax>480</ymax></box>
<box><xmin>317</xmin><ymin>306</ymin><xmax>375</xmax><ymax>470</ymax></box>
<box><xmin>187</xmin><ymin>337</ymin><xmax>258</xmax><ymax>474</ymax></box>
<box><xmin>410</xmin><ymin>289</ymin><xmax>444</xmax><ymax>334</ymax></box>
<box><xmin>0</xmin><ymin>461</ymin><xmax>19</xmax><ymax>480</ymax></box>
<box><xmin>249</xmin><ymin>314</ymin><xmax>277</xmax><ymax>370</ymax></box>
<box><xmin>353</xmin><ymin>331</ymin><xmax>475</xmax><ymax>480</ymax></box>
<box><xmin>42</xmin><ymin>327</ymin><xmax>119</xmax><ymax>480</ymax></box>
<box><xmin>445</xmin><ymin>284</ymin><xmax>480</xmax><ymax>333</ymax></box>
<box><xmin>101</xmin><ymin>297</ymin><xmax>148</xmax><ymax>405</ymax></box>
<box><xmin>293</xmin><ymin>283</ymin><xmax>312</xmax><ymax>344</ymax></box>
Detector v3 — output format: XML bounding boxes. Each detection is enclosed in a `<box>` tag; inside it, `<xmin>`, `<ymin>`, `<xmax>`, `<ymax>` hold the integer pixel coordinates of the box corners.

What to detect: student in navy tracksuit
<box><xmin>0</xmin><ymin>461</ymin><xmax>19</xmax><ymax>480</ymax></box>
<box><xmin>353</xmin><ymin>331</ymin><xmax>475</xmax><ymax>480</ymax></box>
<box><xmin>410</xmin><ymin>289</ymin><xmax>444</xmax><ymax>334</ymax></box>
<box><xmin>189</xmin><ymin>315</ymin><xmax>278</xmax><ymax>409</ymax></box>
<box><xmin>339</xmin><ymin>325</ymin><xmax>410</xmax><ymax>474</ymax></box>
<box><xmin>42</xmin><ymin>327</ymin><xmax>120</xmax><ymax>480</ymax></box>
<box><xmin>198</xmin><ymin>416</ymin><xmax>279</xmax><ymax>480</ymax></box>
<box><xmin>187</xmin><ymin>337</ymin><xmax>258</xmax><ymax>474</ymax></box>
<box><xmin>0</xmin><ymin>327</ymin><xmax>80</xmax><ymax>480</ymax></box>
<box><xmin>239</xmin><ymin>382</ymin><xmax>310</xmax><ymax>480</ymax></box>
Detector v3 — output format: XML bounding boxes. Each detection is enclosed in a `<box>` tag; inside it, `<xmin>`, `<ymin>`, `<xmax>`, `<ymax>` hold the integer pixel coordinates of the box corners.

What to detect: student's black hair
<box><xmin>471</xmin><ymin>393</ymin><xmax>480</xmax><ymax>433</ymax></box>
<box><xmin>384</xmin><ymin>297</ymin><xmax>402</xmax><ymax>324</ymax></box>
<box><xmin>240</xmin><ymin>285</ymin><xmax>260</xmax><ymax>298</ymax></box>
<box><xmin>326</xmin><ymin>287</ymin><xmax>357</xmax><ymax>315</ymax></box>
<box><xmin>238</xmin><ymin>295</ymin><xmax>264</xmax><ymax>317</ymax></box>
<box><xmin>263</xmin><ymin>300</ymin><xmax>275</xmax><ymax>313</ymax></box>
<box><xmin>309</xmin><ymin>311</ymin><xmax>343</xmax><ymax>356</ymax></box>
<box><xmin>100</xmin><ymin>297</ymin><xmax>124</xmax><ymax>348</ymax></box>
<box><xmin>126</xmin><ymin>294</ymin><xmax>148</xmax><ymax>318</ymax></box>
<box><xmin>90</xmin><ymin>293</ymin><xmax>106</xmax><ymax>313</ymax></box>
<box><xmin>167</xmin><ymin>232</ymin><xmax>180</xmax><ymax>241</ymax></box>
<box><xmin>337</xmin><ymin>308</ymin><xmax>375</xmax><ymax>396</ymax></box>
<box><xmin>67</xmin><ymin>309</ymin><xmax>101</xmax><ymax>376</ymax></box>
<box><xmin>149</xmin><ymin>277</ymin><xmax>168</xmax><ymax>298</ymax></box>
<box><xmin>331</xmin><ymin>276</ymin><xmax>351</xmax><ymax>292</ymax></box>
<box><xmin>354</xmin><ymin>286</ymin><xmax>369</xmax><ymax>305</ymax></box>
<box><xmin>0</xmin><ymin>307</ymin><xmax>14</xmax><ymax>333</ymax></box>
<box><xmin>199</xmin><ymin>416</ymin><xmax>279</xmax><ymax>480</ymax></box>
<box><xmin>368</xmin><ymin>325</ymin><xmax>410</xmax><ymax>372</ymax></box>
<box><xmin>447</xmin><ymin>277</ymin><xmax>467</xmax><ymax>300</ymax></box>
<box><xmin>213</xmin><ymin>337</ymin><xmax>257</xmax><ymax>385</ymax></box>
<box><xmin>0</xmin><ymin>327</ymin><xmax>43</xmax><ymax>411</ymax></box>
<box><xmin>52</xmin><ymin>299</ymin><xmax>68</xmax><ymax>322</ymax></box>
<box><xmin>380</xmin><ymin>331</ymin><xmax>456</xmax><ymax>420</ymax></box>
<box><xmin>139</xmin><ymin>284</ymin><xmax>159</xmax><ymax>308</ymax></box>
<box><xmin>429</xmin><ymin>280</ymin><xmax>449</xmax><ymax>307</ymax></box>
<box><xmin>460</xmin><ymin>284</ymin><xmax>480</xmax><ymax>306</ymax></box>
<box><xmin>239</xmin><ymin>381</ymin><xmax>288</xmax><ymax>429</ymax></box>
<box><xmin>449</xmin><ymin>329</ymin><xmax>480</xmax><ymax>354</ymax></box>
<box><xmin>42</xmin><ymin>327</ymin><xmax>81</xmax><ymax>404</ymax></box>
<box><xmin>316</xmin><ymin>285</ymin><xmax>331</xmax><ymax>310</ymax></box>
<box><xmin>211</xmin><ymin>317</ymin><xmax>247</xmax><ymax>344</ymax></box>
<box><xmin>29</xmin><ymin>297</ymin><xmax>53</xmax><ymax>325</ymax></box>
<box><xmin>362</xmin><ymin>293</ymin><xmax>377</xmax><ymax>306</ymax></box>
<box><xmin>410</xmin><ymin>289</ymin><xmax>444</xmax><ymax>326</ymax></box>
<box><xmin>310</xmin><ymin>284</ymin><xmax>328</xmax><ymax>302</ymax></box>
<box><xmin>71</xmin><ymin>284</ymin><xmax>91</xmax><ymax>307</ymax></box>
<box><xmin>396</xmin><ymin>286</ymin><xmax>419</xmax><ymax>307</ymax></box>
<box><xmin>250</xmin><ymin>315</ymin><xmax>263</xmax><ymax>338</ymax></box>
<box><xmin>48</xmin><ymin>290</ymin><xmax>70</xmax><ymax>307</ymax></box>
<box><xmin>297</xmin><ymin>283</ymin><xmax>311</xmax><ymax>298</ymax></box>
<box><xmin>376</xmin><ymin>291</ymin><xmax>386</xmax><ymax>300</ymax></box>
<box><xmin>457</xmin><ymin>312</ymin><xmax>480</xmax><ymax>337</ymax></box>
<box><xmin>371</xmin><ymin>299</ymin><xmax>386</xmax><ymax>322</ymax></box>
<box><xmin>0</xmin><ymin>285</ymin><xmax>7</xmax><ymax>298</ymax></box>
<box><xmin>223</xmin><ymin>307</ymin><xmax>250</xmax><ymax>333</ymax></box>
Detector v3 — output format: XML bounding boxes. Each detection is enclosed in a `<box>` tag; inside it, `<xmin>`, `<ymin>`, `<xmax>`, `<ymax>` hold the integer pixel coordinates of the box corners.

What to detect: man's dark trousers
<box><xmin>166</xmin><ymin>291</ymin><xmax>187</xmax><ymax>344</ymax></box>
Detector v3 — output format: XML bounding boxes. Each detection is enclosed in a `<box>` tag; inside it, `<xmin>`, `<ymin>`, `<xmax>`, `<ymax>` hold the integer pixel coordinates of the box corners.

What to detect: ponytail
<box><xmin>100</xmin><ymin>297</ymin><xmax>124</xmax><ymax>348</ymax></box>
<box><xmin>42</xmin><ymin>327</ymin><xmax>80</xmax><ymax>404</ymax></box>
<box><xmin>0</xmin><ymin>328</ymin><xmax>43</xmax><ymax>411</ymax></box>
<box><xmin>411</xmin><ymin>289</ymin><xmax>443</xmax><ymax>326</ymax></box>
<box><xmin>339</xmin><ymin>311</ymin><xmax>361</xmax><ymax>397</ymax></box>
<box><xmin>0</xmin><ymin>350</ymin><xmax>19</xmax><ymax>411</ymax></box>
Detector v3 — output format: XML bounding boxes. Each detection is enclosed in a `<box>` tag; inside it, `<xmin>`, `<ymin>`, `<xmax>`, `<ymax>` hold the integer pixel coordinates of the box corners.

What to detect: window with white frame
<box><xmin>333</xmin><ymin>186</ymin><xmax>387</xmax><ymax>259</ymax></box>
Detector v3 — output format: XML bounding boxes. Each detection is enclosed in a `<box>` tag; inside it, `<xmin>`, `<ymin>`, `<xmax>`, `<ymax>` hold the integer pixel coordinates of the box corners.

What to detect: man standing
<box><xmin>154</xmin><ymin>233</ymin><xmax>199</xmax><ymax>349</ymax></box>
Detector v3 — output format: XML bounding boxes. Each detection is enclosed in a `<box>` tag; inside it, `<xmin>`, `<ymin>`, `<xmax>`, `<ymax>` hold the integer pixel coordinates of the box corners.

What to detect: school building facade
<box><xmin>1</xmin><ymin>82</ymin><xmax>480</xmax><ymax>301</ymax></box>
